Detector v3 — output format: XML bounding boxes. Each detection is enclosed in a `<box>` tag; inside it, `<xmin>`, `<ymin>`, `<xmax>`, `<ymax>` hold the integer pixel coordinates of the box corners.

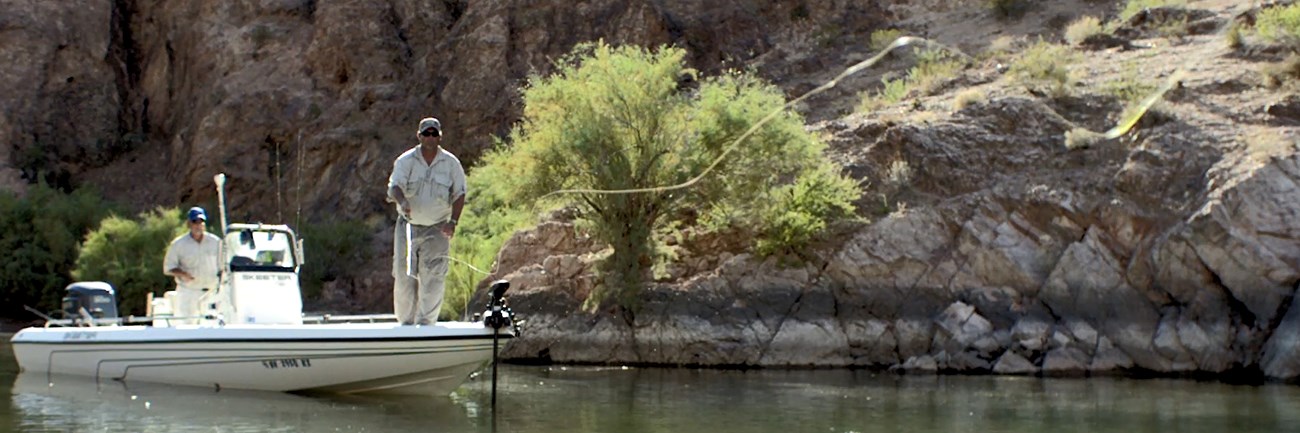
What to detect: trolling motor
<box><xmin>483</xmin><ymin>279</ymin><xmax>516</xmax><ymax>412</ymax></box>
<box><xmin>483</xmin><ymin>280</ymin><xmax>515</xmax><ymax>332</ymax></box>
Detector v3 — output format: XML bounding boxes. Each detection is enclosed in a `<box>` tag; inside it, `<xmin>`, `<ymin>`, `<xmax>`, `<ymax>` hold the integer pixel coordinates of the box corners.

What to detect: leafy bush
<box><xmin>1258</xmin><ymin>4</ymin><xmax>1300</xmax><ymax>47</ymax></box>
<box><xmin>755</xmin><ymin>166</ymin><xmax>859</xmax><ymax>256</ymax></box>
<box><xmin>298</xmin><ymin>220</ymin><xmax>372</xmax><ymax>303</ymax></box>
<box><xmin>480</xmin><ymin>43</ymin><xmax>858</xmax><ymax>310</ymax></box>
<box><xmin>1007</xmin><ymin>41</ymin><xmax>1079</xmax><ymax>97</ymax></box>
<box><xmin>74</xmin><ymin>208</ymin><xmax>185</xmax><ymax>316</ymax></box>
<box><xmin>0</xmin><ymin>183</ymin><xmax>113</xmax><ymax>318</ymax></box>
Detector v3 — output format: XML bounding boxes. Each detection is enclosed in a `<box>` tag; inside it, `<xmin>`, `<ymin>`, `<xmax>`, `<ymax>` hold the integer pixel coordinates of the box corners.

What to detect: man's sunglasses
<box><xmin>420</xmin><ymin>129</ymin><xmax>439</xmax><ymax>137</ymax></box>
<box><xmin>189</xmin><ymin>219</ymin><xmax>205</xmax><ymax>224</ymax></box>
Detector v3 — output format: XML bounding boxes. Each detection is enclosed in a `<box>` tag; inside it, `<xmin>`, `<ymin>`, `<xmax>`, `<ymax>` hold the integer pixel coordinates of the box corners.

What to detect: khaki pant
<box><xmin>173</xmin><ymin>287</ymin><xmax>206</xmax><ymax>324</ymax></box>
<box><xmin>393</xmin><ymin>218</ymin><xmax>450</xmax><ymax>325</ymax></box>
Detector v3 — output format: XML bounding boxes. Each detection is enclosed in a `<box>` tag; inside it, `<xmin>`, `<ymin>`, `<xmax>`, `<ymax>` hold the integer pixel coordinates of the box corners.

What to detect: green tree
<box><xmin>73</xmin><ymin>208</ymin><xmax>185</xmax><ymax>316</ymax></box>
<box><xmin>482</xmin><ymin>43</ymin><xmax>858</xmax><ymax>309</ymax></box>
<box><xmin>0</xmin><ymin>183</ymin><xmax>113</xmax><ymax>318</ymax></box>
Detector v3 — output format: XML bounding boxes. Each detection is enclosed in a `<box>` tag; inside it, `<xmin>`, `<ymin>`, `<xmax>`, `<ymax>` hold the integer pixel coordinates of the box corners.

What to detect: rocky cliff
<box><xmin>477</xmin><ymin>1</ymin><xmax>1300</xmax><ymax>380</ymax></box>
<box><xmin>4</xmin><ymin>0</ymin><xmax>1300</xmax><ymax>380</ymax></box>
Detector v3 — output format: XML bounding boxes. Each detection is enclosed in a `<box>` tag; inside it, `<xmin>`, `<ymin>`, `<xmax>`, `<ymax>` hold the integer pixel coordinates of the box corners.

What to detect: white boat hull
<box><xmin>11</xmin><ymin>322</ymin><xmax>513</xmax><ymax>395</ymax></box>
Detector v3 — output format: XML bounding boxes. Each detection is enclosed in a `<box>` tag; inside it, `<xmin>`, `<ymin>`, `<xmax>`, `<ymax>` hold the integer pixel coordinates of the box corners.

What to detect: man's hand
<box><xmin>397</xmin><ymin>199</ymin><xmax>412</xmax><ymax>218</ymax></box>
<box><xmin>439</xmin><ymin>221</ymin><xmax>456</xmax><ymax>238</ymax></box>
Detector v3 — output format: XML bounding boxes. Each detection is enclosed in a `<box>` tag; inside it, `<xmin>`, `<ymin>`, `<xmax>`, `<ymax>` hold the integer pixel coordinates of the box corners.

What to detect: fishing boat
<box><xmin>10</xmin><ymin>174</ymin><xmax>517</xmax><ymax>395</ymax></box>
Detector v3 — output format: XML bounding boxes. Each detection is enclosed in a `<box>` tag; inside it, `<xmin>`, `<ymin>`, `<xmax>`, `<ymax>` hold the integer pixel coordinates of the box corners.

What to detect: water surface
<box><xmin>3</xmin><ymin>336</ymin><xmax>1298</xmax><ymax>432</ymax></box>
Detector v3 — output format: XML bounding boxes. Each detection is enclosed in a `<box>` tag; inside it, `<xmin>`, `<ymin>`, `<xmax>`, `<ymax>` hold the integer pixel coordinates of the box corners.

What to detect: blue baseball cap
<box><xmin>187</xmin><ymin>207</ymin><xmax>207</xmax><ymax>222</ymax></box>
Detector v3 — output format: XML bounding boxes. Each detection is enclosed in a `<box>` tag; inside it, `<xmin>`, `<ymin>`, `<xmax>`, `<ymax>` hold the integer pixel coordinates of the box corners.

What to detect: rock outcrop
<box><xmin>490</xmin><ymin>63</ymin><xmax>1300</xmax><ymax>380</ymax></box>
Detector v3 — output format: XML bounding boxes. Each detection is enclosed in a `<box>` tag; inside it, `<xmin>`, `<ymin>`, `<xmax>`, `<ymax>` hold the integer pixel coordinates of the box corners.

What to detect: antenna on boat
<box><xmin>215</xmin><ymin>173</ymin><xmax>228</xmax><ymax>235</ymax></box>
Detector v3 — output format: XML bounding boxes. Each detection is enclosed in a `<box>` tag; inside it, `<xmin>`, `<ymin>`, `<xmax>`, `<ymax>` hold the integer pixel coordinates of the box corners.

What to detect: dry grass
<box><xmin>952</xmin><ymin>88</ymin><xmax>987</xmax><ymax>111</ymax></box>
<box><xmin>886</xmin><ymin>159</ymin><xmax>914</xmax><ymax>187</ymax></box>
<box><xmin>1064</xmin><ymin>128</ymin><xmax>1106</xmax><ymax>150</ymax></box>
<box><xmin>1224</xmin><ymin>20</ymin><xmax>1245</xmax><ymax>49</ymax></box>
<box><xmin>1243</xmin><ymin>130</ymin><xmax>1297</xmax><ymax>164</ymax></box>
<box><xmin>1261</xmin><ymin>54</ymin><xmax>1300</xmax><ymax>88</ymax></box>
<box><xmin>1064</xmin><ymin>16</ymin><xmax>1106</xmax><ymax>46</ymax></box>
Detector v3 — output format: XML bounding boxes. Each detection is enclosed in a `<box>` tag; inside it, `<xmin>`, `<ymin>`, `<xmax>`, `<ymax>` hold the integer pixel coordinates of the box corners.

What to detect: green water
<box><xmin>3</xmin><ymin>336</ymin><xmax>1299</xmax><ymax>432</ymax></box>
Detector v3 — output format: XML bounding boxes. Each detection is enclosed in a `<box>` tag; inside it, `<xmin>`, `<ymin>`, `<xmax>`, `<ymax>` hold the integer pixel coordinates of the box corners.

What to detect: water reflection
<box><xmin>483</xmin><ymin>367</ymin><xmax>1300</xmax><ymax>433</ymax></box>
<box><xmin>9</xmin><ymin>372</ymin><xmax>481</xmax><ymax>432</ymax></box>
<box><xmin>3</xmin><ymin>344</ymin><xmax>1300</xmax><ymax>433</ymax></box>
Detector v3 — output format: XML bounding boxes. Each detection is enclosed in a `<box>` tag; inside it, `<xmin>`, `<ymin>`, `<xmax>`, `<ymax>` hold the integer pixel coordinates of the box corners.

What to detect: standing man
<box><xmin>388</xmin><ymin>117</ymin><xmax>466</xmax><ymax>325</ymax></box>
<box><xmin>163</xmin><ymin>206</ymin><xmax>222</xmax><ymax>323</ymax></box>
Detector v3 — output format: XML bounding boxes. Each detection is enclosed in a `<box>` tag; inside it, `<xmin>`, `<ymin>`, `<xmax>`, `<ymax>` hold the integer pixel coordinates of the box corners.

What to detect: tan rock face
<box><xmin>3</xmin><ymin>0</ymin><xmax>884</xmax><ymax>209</ymax></box>
<box><xmin>0</xmin><ymin>0</ymin><xmax>118</xmax><ymax>193</ymax></box>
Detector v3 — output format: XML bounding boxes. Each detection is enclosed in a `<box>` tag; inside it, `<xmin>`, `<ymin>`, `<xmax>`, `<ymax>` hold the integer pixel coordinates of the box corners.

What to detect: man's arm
<box><xmin>162</xmin><ymin>245</ymin><xmax>193</xmax><ymax>282</ymax></box>
<box><xmin>165</xmin><ymin>267</ymin><xmax>194</xmax><ymax>282</ymax></box>
<box><xmin>388</xmin><ymin>185</ymin><xmax>410</xmax><ymax>218</ymax></box>
<box><xmin>442</xmin><ymin>194</ymin><xmax>465</xmax><ymax>238</ymax></box>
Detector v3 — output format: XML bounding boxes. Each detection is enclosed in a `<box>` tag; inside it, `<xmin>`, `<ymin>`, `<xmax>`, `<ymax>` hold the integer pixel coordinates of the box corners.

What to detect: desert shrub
<box><xmin>952</xmin><ymin>88</ymin><xmax>987</xmax><ymax>111</ymax></box>
<box><xmin>857</xmin><ymin>48</ymin><xmax>965</xmax><ymax>113</ymax></box>
<box><xmin>1118</xmin><ymin>0</ymin><xmax>1186</xmax><ymax>22</ymax></box>
<box><xmin>1257</xmin><ymin>4</ymin><xmax>1300</xmax><ymax>47</ymax></box>
<box><xmin>1262</xmin><ymin>54</ymin><xmax>1300</xmax><ymax>88</ymax></box>
<box><xmin>1007</xmin><ymin>41</ymin><xmax>1079</xmax><ymax>97</ymax></box>
<box><xmin>858</xmin><ymin>76</ymin><xmax>909</xmax><ymax>112</ymax></box>
<box><xmin>74</xmin><ymin>208</ymin><xmax>185</xmax><ymax>316</ymax></box>
<box><xmin>908</xmin><ymin>48</ymin><xmax>966</xmax><ymax>94</ymax></box>
<box><xmin>0</xmin><ymin>183</ymin><xmax>113</xmax><ymax>318</ymax></box>
<box><xmin>985</xmin><ymin>35</ymin><xmax>1022</xmax><ymax>59</ymax></box>
<box><xmin>870</xmin><ymin>28</ymin><xmax>905</xmax><ymax>52</ymax></box>
<box><xmin>1102</xmin><ymin>64</ymin><xmax>1158</xmax><ymax>103</ymax></box>
<box><xmin>1064</xmin><ymin>16</ymin><xmax>1106</xmax><ymax>46</ymax></box>
<box><xmin>297</xmin><ymin>220</ymin><xmax>372</xmax><ymax>304</ymax></box>
<box><xmin>480</xmin><ymin>43</ymin><xmax>859</xmax><ymax>310</ymax></box>
<box><xmin>1225</xmin><ymin>20</ymin><xmax>1245</xmax><ymax>49</ymax></box>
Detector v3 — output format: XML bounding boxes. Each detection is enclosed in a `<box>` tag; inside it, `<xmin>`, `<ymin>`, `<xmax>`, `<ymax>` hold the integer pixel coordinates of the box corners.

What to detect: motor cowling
<box><xmin>62</xmin><ymin>281</ymin><xmax>119</xmax><ymax>322</ymax></box>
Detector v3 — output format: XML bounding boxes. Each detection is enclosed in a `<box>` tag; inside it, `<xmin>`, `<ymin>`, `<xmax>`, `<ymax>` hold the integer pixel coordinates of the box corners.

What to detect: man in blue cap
<box><xmin>162</xmin><ymin>206</ymin><xmax>222</xmax><ymax>323</ymax></box>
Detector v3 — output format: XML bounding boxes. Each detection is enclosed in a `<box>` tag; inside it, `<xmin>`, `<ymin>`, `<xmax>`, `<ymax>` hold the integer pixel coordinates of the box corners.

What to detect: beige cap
<box><xmin>417</xmin><ymin>117</ymin><xmax>441</xmax><ymax>136</ymax></box>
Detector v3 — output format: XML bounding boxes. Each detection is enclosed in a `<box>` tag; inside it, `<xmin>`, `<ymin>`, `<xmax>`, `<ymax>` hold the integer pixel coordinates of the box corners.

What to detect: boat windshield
<box><xmin>225</xmin><ymin>229</ymin><xmax>296</xmax><ymax>272</ymax></box>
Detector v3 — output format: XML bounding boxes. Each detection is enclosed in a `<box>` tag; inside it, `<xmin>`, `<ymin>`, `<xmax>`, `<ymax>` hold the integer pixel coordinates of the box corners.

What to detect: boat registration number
<box><xmin>262</xmin><ymin>358</ymin><xmax>313</xmax><ymax>369</ymax></box>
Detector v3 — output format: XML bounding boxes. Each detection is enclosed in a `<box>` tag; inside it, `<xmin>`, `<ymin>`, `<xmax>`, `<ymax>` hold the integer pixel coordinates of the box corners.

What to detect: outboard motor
<box><xmin>62</xmin><ymin>281</ymin><xmax>119</xmax><ymax>323</ymax></box>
